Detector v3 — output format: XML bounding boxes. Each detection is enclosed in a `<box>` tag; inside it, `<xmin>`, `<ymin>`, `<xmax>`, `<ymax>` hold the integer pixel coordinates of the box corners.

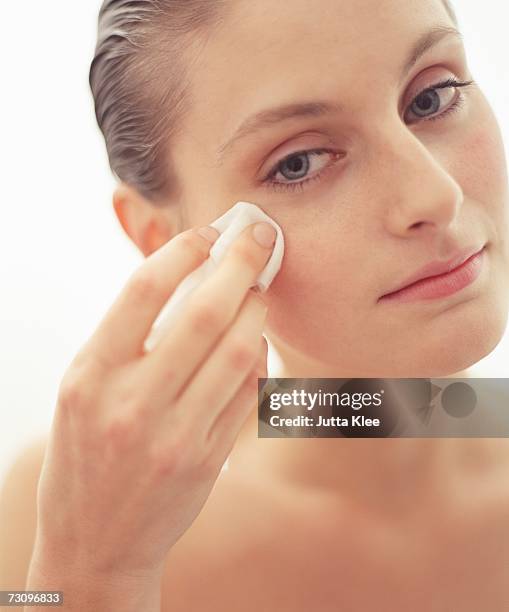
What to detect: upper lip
<box><xmin>380</xmin><ymin>243</ymin><xmax>486</xmax><ymax>298</ymax></box>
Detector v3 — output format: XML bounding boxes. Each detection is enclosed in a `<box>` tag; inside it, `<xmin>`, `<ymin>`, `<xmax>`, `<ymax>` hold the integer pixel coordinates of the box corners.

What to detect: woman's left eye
<box><xmin>263</xmin><ymin>77</ymin><xmax>475</xmax><ymax>193</ymax></box>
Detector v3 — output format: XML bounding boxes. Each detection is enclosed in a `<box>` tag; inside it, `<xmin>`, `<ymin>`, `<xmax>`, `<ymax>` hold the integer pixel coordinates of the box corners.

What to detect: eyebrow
<box><xmin>215</xmin><ymin>24</ymin><xmax>463</xmax><ymax>162</ymax></box>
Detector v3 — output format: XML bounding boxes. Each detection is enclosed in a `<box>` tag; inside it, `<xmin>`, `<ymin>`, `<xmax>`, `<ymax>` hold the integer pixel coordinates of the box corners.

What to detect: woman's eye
<box><xmin>262</xmin><ymin>77</ymin><xmax>474</xmax><ymax>193</ymax></box>
<box><xmin>262</xmin><ymin>149</ymin><xmax>343</xmax><ymax>193</ymax></box>
<box><xmin>405</xmin><ymin>77</ymin><xmax>474</xmax><ymax>123</ymax></box>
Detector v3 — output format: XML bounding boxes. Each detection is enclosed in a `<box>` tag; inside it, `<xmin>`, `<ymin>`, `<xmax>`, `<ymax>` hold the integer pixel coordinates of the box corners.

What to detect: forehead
<box><xmin>180</xmin><ymin>0</ymin><xmax>453</xmax><ymax>156</ymax></box>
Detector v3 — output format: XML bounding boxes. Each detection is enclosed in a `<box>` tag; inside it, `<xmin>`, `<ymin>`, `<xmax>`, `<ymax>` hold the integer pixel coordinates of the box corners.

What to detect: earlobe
<box><xmin>141</xmin><ymin>219</ymin><xmax>172</xmax><ymax>257</ymax></box>
<box><xmin>112</xmin><ymin>182</ymin><xmax>174</xmax><ymax>258</ymax></box>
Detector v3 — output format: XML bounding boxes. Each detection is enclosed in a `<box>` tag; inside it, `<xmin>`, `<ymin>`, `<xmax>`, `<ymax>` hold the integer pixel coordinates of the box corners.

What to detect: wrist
<box><xmin>25</xmin><ymin>550</ymin><xmax>163</xmax><ymax>612</ymax></box>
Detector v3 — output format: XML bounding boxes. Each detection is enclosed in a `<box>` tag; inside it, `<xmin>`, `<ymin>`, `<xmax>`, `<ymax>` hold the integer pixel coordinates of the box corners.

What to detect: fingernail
<box><xmin>198</xmin><ymin>226</ymin><xmax>220</xmax><ymax>243</ymax></box>
<box><xmin>253</xmin><ymin>223</ymin><xmax>277</xmax><ymax>248</ymax></box>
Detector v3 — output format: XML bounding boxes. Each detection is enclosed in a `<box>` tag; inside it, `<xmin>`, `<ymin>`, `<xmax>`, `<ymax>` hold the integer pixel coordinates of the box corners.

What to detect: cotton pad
<box><xmin>143</xmin><ymin>201</ymin><xmax>284</xmax><ymax>353</ymax></box>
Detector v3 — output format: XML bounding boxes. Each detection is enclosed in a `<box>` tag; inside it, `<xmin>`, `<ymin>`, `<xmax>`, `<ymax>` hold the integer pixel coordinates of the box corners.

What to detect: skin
<box><xmin>117</xmin><ymin>0</ymin><xmax>509</xmax><ymax>377</ymax></box>
<box><xmin>111</xmin><ymin>0</ymin><xmax>509</xmax><ymax>606</ymax></box>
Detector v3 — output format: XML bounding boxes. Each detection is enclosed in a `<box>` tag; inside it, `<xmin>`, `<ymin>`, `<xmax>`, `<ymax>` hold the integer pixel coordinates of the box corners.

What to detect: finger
<box><xmin>140</xmin><ymin>222</ymin><xmax>276</xmax><ymax>398</ymax></box>
<box><xmin>83</xmin><ymin>227</ymin><xmax>219</xmax><ymax>368</ymax></box>
<box><xmin>170</xmin><ymin>290</ymin><xmax>267</xmax><ymax>434</ymax></box>
<box><xmin>207</xmin><ymin>335</ymin><xmax>268</xmax><ymax>454</ymax></box>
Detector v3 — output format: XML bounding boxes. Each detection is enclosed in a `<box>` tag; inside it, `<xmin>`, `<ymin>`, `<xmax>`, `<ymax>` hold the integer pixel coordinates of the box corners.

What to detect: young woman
<box><xmin>3</xmin><ymin>0</ymin><xmax>509</xmax><ymax>610</ymax></box>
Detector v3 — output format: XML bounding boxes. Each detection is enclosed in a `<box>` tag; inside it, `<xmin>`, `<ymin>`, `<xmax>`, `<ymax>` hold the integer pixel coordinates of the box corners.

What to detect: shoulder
<box><xmin>2</xmin><ymin>435</ymin><xmax>47</xmax><ymax>478</ymax></box>
<box><xmin>0</xmin><ymin>435</ymin><xmax>48</xmax><ymax>589</ymax></box>
<box><xmin>0</xmin><ymin>434</ymin><xmax>48</xmax><ymax>513</ymax></box>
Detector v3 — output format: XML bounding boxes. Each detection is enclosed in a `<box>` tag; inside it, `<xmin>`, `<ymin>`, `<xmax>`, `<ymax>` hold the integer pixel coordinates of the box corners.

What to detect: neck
<box><xmin>230</xmin><ymin>362</ymin><xmax>476</xmax><ymax>518</ymax></box>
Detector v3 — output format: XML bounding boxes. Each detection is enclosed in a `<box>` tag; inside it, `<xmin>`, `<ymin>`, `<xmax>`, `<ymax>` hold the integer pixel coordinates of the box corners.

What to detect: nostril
<box><xmin>410</xmin><ymin>221</ymin><xmax>426</xmax><ymax>230</ymax></box>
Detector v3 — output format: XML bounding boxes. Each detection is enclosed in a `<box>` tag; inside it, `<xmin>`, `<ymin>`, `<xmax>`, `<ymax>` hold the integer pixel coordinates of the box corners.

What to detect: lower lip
<box><xmin>379</xmin><ymin>247</ymin><xmax>486</xmax><ymax>304</ymax></box>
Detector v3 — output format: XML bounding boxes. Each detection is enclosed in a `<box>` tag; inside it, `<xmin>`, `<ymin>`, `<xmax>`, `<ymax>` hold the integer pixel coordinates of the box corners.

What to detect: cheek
<box><xmin>453</xmin><ymin>104</ymin><xmax>508</xmax><ymax>205</ymax></box>
<box><xmin>263</xmin><ymin>226</ymin><xmax>364</xmax><ymax>342</ymax></box>
<box><xmin>264</xmin><ymin>232</ymin><xmax>326</xmax><ymax>341</ymax></box>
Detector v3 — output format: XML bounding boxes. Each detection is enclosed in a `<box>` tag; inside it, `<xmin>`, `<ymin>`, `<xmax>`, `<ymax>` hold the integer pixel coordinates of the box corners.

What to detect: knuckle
<box><xmin>73</xmin><ymin>342</ymin><xmax>112</xmax><ymax>378</ymax></box>
<box><xmin>58</xmin><ymin>368</ymin><xmax>94</xmax><ymax>414</ymax></box>
<box><xmin>102</xmin><ymin>414</ymin><xmax>140</xmax><ymax>447</ymax></box>
<box><xmin>179</xmin><ymin>230</ymin><xmax>209</xmax><ymax>259</ymax></box>
<box><xmin>227</xmin><ymin>339</ymin><xmax>257</xmax><ymax>371</ymax></box>
<box><xmin>188</xmin><ymin>302</ymin><xmax>223</xmax><ymax>334</ymax></box>
<box><xmin>129</xmin><ymin>270</ymin><xmax>164</xmax><ymax>304</ymax></box>
<box><xmin>58</xmin><ymin>382</ymin><xmax>84</xmax><ymax>414</ymax></box>
<box><xmin>157</xmin><ymin>366</ymin><xmax>177</xmax><ymax>388</ymax></box>
<box><xmin>148</xmin><ymin>431</ymin><xmax>194</xmax><ymax>479</ymax></box>
<box><xmin>122</xmin><ymin>395</ymin><xmax>154</xmax><ymax>424</ymax></box>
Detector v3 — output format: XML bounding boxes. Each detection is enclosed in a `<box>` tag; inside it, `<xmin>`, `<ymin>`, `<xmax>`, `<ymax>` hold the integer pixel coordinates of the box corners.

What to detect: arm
<box><xmin>3</xmin><ymin>224</ymin><xmax>273</xmax><ymax>612</ymax></box>
<box><xmin>0</xmin><ymin>439</ymin><xmax>162</xmax><ymax>612</ymax></box>
<box><xmin>24</xmin><ymin>552</ymin><xmax>163</xmax><ymax>612</ymax></box>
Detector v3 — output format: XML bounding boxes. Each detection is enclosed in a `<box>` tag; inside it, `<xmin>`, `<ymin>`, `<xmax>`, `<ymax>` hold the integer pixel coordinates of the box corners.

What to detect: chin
<box><xmin>407</xmin><ymin>298</ymin><xmax>509</xmax><ymax>378</ymax></box>
<box><xmin>353</xmin><ymin>290</ymin><xmax>509</xmax><ymax>379</ymax></box>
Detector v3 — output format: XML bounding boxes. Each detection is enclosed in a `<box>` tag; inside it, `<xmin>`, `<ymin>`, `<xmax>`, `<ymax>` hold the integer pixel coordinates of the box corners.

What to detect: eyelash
<box><xmin>262</xmin><ymin>77</ymin><xmax>475</xmax><ymax>193</ymax></box>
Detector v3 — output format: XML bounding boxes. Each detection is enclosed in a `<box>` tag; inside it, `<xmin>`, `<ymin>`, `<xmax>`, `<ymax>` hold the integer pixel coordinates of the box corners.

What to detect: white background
<box><xmin>1</xmin><ymin>1</ymin><xmax>508</xmax><ymax>485</ymax></box>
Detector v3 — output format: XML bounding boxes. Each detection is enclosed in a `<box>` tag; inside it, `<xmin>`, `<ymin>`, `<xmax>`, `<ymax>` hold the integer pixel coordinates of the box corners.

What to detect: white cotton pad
<box><xmin>143</xmin><ymin>201</ymin><xmax>284</xmax><ymax>353</ymax></box>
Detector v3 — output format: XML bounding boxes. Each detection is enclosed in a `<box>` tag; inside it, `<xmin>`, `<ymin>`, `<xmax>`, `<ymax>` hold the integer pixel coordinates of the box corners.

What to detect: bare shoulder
<box><xmin>0</xmin><ymin>434</ymin><xmax>48</xmax><ymax>512</ymax></box>
<box><xmin>1</xmin><ymin>435</ymin><xmax>48</xmax><ymax>484</ymax></box>
<box><xmin>0</xmin><ymin>435</ymin><xmax>49</xmax><ymax>589</ymax></box>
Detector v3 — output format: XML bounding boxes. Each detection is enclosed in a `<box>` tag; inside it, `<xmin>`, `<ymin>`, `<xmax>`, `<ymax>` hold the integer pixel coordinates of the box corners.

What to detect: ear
<box><xmin>112</xmin><ymin>183</ymin><xmax>180</xmax><ymax>257</ymax></box>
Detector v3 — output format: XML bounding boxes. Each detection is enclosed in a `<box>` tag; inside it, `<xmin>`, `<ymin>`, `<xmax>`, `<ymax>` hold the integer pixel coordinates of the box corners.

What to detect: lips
<box><xmin>380</xmin><ymin>244</ymin><xmax>486</xmax><ymax>299</ymax></box>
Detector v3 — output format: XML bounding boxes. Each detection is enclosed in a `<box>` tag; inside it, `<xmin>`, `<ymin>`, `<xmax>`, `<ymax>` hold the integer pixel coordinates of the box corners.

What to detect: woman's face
<box><xmin>168</xmin><ymin>0</ymin><xmax>509</xmax><ymax>377</ymax></box>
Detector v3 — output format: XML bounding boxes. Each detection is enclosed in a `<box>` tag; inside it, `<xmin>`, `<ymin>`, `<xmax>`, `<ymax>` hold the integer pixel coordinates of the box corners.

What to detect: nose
<box><xmin>373</xmin><ymin>127</ymin><xmax>463</xmax><ymax>237</ymax></box>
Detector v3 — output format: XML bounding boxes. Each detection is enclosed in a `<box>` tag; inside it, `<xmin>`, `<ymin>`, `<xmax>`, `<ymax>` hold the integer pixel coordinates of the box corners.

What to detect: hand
<box><xmin>31</xmin><ymin>221</ymin><xmax>276</xmax><ymax>583</ymax></box>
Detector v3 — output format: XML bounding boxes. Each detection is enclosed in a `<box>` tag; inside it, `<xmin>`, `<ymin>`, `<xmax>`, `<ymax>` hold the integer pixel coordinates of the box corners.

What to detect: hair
<box><xmin>89</xmin><ymin>0</ymin><xmax>229</xmax><ymax>207</ymax></box>
<box><xmin>89</xmin><ymin>0</ymin><xmax>458</xmax><ymax>207</ymax></box>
